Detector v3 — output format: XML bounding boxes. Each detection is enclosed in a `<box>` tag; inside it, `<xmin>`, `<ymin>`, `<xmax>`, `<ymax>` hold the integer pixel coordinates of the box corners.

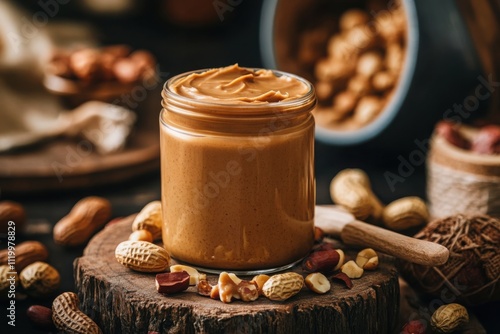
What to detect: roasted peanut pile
<box><xmin>301</xmin><ymin>3</ymin><xmax>406</xmax><ymax>130</ymax></box>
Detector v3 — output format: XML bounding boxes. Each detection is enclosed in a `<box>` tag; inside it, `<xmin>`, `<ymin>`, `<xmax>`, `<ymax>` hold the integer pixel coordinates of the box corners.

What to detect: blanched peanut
<box><xmin>357</xmin><ymin>52</ymin><xmax>384</xmax><ymax>77</ymax></box>
<box><xmin>353</xmin><ymin>96</ymin><xmax>382</xmax><ymax>125</ymax></box>
<box><xmin>339</xmin><ymin>9</ymin><xmax>370</xmax><ymax>31</ymax></box>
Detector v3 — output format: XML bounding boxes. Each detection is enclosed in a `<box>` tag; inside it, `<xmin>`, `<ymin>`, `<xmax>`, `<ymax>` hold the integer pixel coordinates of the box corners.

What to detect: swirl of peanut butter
<box><xmin>170</xmin><ymin>64</ymin><xmax>309</xmax><ymax>103</ymax></box>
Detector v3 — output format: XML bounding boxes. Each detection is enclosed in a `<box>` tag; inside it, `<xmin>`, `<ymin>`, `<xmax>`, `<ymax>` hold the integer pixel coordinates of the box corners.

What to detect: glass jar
<box><xmin>160</xmin><ymin>67</ymin><xmax>316</xmax><ymax>272</ymax></box>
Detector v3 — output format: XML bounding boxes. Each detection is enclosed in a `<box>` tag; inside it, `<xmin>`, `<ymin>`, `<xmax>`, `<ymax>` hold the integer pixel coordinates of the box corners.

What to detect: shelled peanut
<box><xmin>330</xmin><ymin>168</ymin><xmax>429</xmax><ymax>231</ymax></box>
<box><xmin>300</xmin><ymin>3</ymin><xmax>406</xmax><ymax>129</ymax></box>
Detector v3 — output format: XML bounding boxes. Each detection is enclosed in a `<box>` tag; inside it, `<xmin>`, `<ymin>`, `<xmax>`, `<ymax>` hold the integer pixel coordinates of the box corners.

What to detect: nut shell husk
<box><xmin>397</xmin><ymin>214</ymin><xmax>500</xmax><ymax>306</ymax></box>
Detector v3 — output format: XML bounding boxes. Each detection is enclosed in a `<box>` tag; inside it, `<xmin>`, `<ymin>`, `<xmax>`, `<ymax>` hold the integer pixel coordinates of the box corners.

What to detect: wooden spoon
<box><xmin>315</xmin><ymin>205</ymin><xmax>449</xmax><ymax>266</ymax></box>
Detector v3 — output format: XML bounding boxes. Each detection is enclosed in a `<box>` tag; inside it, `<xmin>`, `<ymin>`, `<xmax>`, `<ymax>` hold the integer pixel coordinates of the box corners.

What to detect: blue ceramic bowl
<box><xmin>260</xmin><ymin>0</ymin><xmax>485</xmax><ymax>151</ymax></box>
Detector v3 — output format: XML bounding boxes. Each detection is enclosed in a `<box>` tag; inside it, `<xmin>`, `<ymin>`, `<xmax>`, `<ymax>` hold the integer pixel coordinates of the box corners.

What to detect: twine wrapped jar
<box><xmin>427</xmin><ymin>126</ymin><xmax>500</xmax><ymax>219</ymax></box>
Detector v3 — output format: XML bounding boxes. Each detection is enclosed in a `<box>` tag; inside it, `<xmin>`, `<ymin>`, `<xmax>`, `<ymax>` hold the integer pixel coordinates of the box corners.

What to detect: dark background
<box><xmin>0</xmin><ymin>0</ymin><xmax>497</xmax><ymax>333</ymax></box>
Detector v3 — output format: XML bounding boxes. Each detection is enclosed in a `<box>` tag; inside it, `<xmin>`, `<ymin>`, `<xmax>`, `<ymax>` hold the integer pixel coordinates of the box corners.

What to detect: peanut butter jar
<box><xmin>160</xmin><ymin>64</ymin><xmax>316</xmax><ymax>272</ymax></box>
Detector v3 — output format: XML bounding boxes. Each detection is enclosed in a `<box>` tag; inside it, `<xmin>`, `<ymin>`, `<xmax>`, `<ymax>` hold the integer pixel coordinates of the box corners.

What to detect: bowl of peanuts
<box><xmin>260</xmin><ymin>0</ymin><xmax>485</xmax><ymax>150</ymax></box>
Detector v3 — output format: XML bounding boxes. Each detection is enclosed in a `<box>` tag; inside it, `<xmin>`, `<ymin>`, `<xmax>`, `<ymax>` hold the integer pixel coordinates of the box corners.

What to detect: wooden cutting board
<box><xmin>0</xmin><ymin>90</ymin><xmax>161</xmax><ymax>194</ymax></box>
<box><xmin>74</xmin><ymin>216</ymin><xmax>400</xmax><ymax>334</ymax></box>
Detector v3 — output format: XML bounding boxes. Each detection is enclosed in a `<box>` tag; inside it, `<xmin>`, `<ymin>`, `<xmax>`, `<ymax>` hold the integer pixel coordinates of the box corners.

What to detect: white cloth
<box><xmin>0</xmin><ymin>1</ymin><xmax>136</xmax><ymax>155</ymax></box>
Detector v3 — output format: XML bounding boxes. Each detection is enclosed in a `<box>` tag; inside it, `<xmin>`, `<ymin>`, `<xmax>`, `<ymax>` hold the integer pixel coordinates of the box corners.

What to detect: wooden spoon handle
<box><xmin>341</xmin><ymin>220</ymin><xmax>449</xmax><ymax>266</ymax></box>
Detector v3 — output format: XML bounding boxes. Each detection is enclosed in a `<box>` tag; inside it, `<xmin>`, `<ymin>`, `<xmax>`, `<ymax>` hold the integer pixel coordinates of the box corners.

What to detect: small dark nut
<box><xmin>401</xmin><ymin>319</ymin><xmax>427</xmax><ymax>334</ymax></box>
<box><xmin>155</xmin><ymin>271</ymin><xmax>190</xmax><ymax>294</ymax></box>
<box><xmin>27</xmin><ymin>305</ymin><xmax>56</xmax><ymax>330</ymax></box>
<box><xmin>331</xmin><ymin>272</ymin><xmax>353</xmax><ymax>289</ymax></box>
<box><xmin>302</xmin><ymin>249</ymin><xmax>340</xmax><ymax>273</ymax></box>
<box><xmin>471</xmin><ymin>125</ymin><xmax>500</xmax><ymax>154</ymax></box>
<box><xmin>435</xmin><ymin>121</ymin><xmax>471</xmax><ymax>150</ymax></box>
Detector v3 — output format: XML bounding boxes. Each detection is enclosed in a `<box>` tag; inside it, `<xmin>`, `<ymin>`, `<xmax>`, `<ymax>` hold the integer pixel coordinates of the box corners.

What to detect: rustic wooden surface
<box><xmin>74</xmin><ymin>216</ymin><xmax>400</xmax><ymax>334</ymax></box>
<box><xmin>0</xmin><ymin>88</ymin><xmax>160</xmax><ymax>194</ymax></box>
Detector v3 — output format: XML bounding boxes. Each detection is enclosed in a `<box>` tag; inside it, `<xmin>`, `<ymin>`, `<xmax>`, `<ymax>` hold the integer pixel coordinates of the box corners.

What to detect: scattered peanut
<box><xmin>333</xmin><ymin>249</ymin><xmax>345</xmax><ymax>271</ymax></box>
<box><xmin>262</xmin><ymin>272</ymin><xmax>304</xmax><ymax>301</ymax></box>
<box><xmin>20</xmin><ymin>261</ymin><xmax>61</xmax><ymax>298</ymax></box>
<box><xmin>305</xmin><ymin>272</ymin><xmax>331</xmax><ymax>294</ymax></box>
<box><xmin>355</xmin><ymin>248</ymin><xmax>379</xmax><ymax>270</ymax></box>
<box><xmin>53</xmin><ymin>196</ymin><xmax>112</xmax><ymax>246</ymax></box>
<box><xmin>170</xmin><ymin>264</ymin><xmax>205</xmax><ymax>285</ymax></box>
<box><xmin>52</xmin><ymin>292</ymin><xmax>102</xmax><ymax>334</ymax></box>
<box><xmin>341</xmin><ymin>260</ymin><xmax>364</xmax><ymax>279</ymax></box>
<box><xmin>430</xmin><ymin>303</ymin><xmax>469</xmax><ymax>334</ymax></box>
<box><xmin>251</xmin><ymin>274</ymin><xmax>271</xmax><ymax>296</ymax></box>
<box><xmin>128</xmin><ymin>229</ymin><xmax>154</xmax><ymax>243</ymax></box>
<box><xmin>0</xmin><ymin>264</ymin><xmax>17</xmax><ymax>297</ymax></box>
<box><xmin>382</xmin><ymin>196</ymin><xmax>429</xmax><ymax>231</ymax></box>
<box><xmin>0</xmin><ymin>240</ymin><xmax>49</xmax><ymax>272</ymax></box>
<box><xmin>115</xmin><ymin>240</ymin><xmax>170</xmax><ymax>273</ymax></box>
<box><xmin>132</xmin><ymin>201</ymin><xmax>162</xmax><ymax>240</ymax></box>
<box><xmin>0</xmin><ymin>200</ymin><xmax>26</xmax><ymax>233</ymax></box>
<box><xmin>302</xmin><ymin>248</ymin><xmax>340</xmax><ymax>273</ymax></box>
<box><xmin>27</xmin><ymin>305</ymin><xmax>56</xmax><ymax>330</ymax></box>
<box><xmin>330</xmin><ymin>169</ymin><xmax>383</xmax><ymax>221</ymax></box>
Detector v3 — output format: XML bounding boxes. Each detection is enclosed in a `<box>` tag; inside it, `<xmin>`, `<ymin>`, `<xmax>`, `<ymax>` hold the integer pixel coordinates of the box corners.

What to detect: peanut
<box><xmin>52</xmin><ymin>292</ymin><xmax>102</xmax><ymax>334</ymax></box>
<box><xmin>339</xmin><ymin>9</ymin><xmax>369</xmax><ymax>31</ymax></box>
<box><xmin>128</xmin><ymin>229</ymin><xmax>153</xmax><ymax>243</ymax></box>
<box><xmin>355</xmin><ymin>248</ymin><xmax>379</xmax><ymax>270</ymax></box>
<box><xmin>0</xmin><ymin>240</ymin><xmax>49</xmax><ymax>272</ymax></box>
<box><xmin>20</xmin><ymin>261</ymin><xmax>61</xmax><ymax>298</ymax></box>
<box><xmin>132</xmin><ymin>201</ymin><xmax>162</xmax><ymax>240</ymax></box>
<box><xmin>330</xmin><ymin>169</ymin><xmax>384</xmax><ymax>221</ymax></box>
<box><xmin>170</xmin><ymin>264</ymin><xmax>205</xmax><ymax>285</ymax></box>
<box><xmin>115</xmin><ymin>240</ymin><xmax>170</xmax><ymax>273</ymax></box>
<box><xmin>27</xmin><ymin>305</ymin><xmax>55</xmax><ymax>330</ymax></box>
<box><xmin>0</xmin><ymin>200</ymin><xmax>26</xmax><ymax>233</ymax></box>
<box><xmin>262</xmin><ymin>272</ymin><xmax>304</xmax><ymax>301</ymax></box>
<box><xmin>53</xmin><ymin>196</ymin><xmax>112</xmax><ymax>247</ymax></box>
<box><xmin>353</xmin><ymin>95</ymin><xmax>382</xmax><ymax>125</ymax></box>
<box><xmin>0</xmin><ymin>264</ymin><xmax>18</xmax><ymax>297</ymax></box>
<box><xmin>251</xmin><ymin>274</ymin><xmax>270</xmax><ymax>295</ymax></box>
<box><xmin>341</xmin><ymin>260</ymin><xmax>364</xmax><ymax>279</ymax></box>
<box><xmin>431</xmin><ymin>303</ymin><xmax>469</xmax><ymax>333</ymax></box>
<box><xmin>382</xmin><ymin>196</ymin><xmax>429</xmax><ymax>231</ymax></box>
<box><xmin>333</xmin><ymin>249</ymin><xmax>345</xmax><ymax>271</ymax></box>
<box><xmin>305</xmin><ymin>272</ymin><xmax>331</xmax><ymax>294</ymax></box>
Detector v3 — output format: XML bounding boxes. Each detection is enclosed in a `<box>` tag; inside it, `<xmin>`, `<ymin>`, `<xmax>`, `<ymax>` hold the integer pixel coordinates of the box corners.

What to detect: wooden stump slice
<box><xmin>74</xmin><ymin>217</ymin><xmax>400</xmax><ymax>334</ymax></box>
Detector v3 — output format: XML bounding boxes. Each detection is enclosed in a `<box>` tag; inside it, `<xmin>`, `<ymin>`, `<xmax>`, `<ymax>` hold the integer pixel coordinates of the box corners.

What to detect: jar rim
<box><xmin>162</xmin><ymin>66</ymin><xmax>316</xmax><ymax>115</ymax></box>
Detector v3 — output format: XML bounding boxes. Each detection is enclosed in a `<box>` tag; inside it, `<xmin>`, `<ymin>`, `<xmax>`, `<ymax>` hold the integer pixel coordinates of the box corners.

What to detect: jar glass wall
<box><xmin>160</xmin><ymin>66</ymin><xmax>316</xmax><ymax>272</ymax></box>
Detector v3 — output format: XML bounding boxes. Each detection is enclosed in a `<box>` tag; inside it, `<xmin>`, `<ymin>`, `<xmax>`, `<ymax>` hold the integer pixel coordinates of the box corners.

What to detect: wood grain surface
<box><xmin>74</xmin><ymin>216</ymin><xmax>400</xmax><ymax>334</ymax></box>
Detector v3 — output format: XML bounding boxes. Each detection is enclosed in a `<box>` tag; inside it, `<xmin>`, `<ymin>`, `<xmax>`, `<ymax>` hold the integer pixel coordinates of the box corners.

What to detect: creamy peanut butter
<box><xmin>161</xmin><ymin>65</ymin><xmax>316</xmax><ymax>270</ymax></box>
<box><xmin>170</xmin><ymin>64</ymin><xmax>309</xmax><ymax>103</ymax></box>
